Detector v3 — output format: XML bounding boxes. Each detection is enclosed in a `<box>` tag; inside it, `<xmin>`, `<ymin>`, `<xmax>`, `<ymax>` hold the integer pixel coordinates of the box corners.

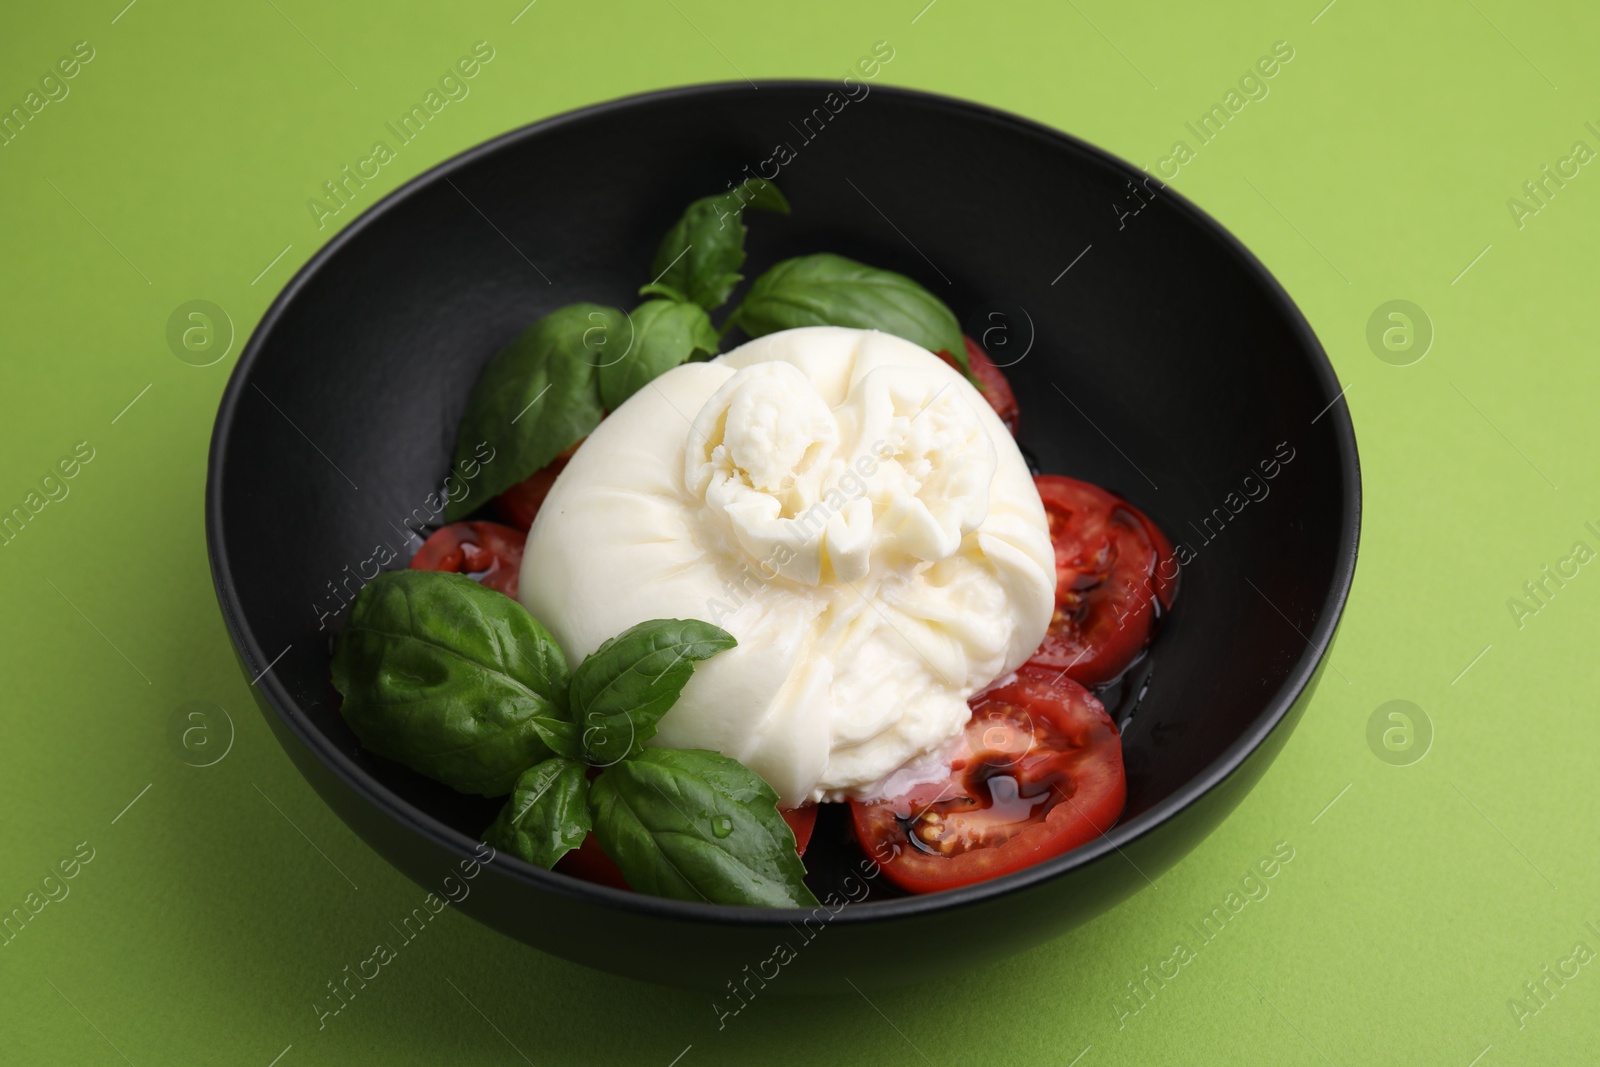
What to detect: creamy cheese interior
<box><xmin>519</xmin><ymin>327</ymin><xmax>1054</xmax><ymax>805</ymax></box>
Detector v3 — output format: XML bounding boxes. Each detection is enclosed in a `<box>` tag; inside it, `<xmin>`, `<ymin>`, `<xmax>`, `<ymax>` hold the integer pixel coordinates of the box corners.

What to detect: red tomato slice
<box><xmin>939</xmin><ymin>335</ymin><xmax>1020</xmax><ymax>435</ymax></box>
<box><xmin>1027</xmin><ymin>475</ymin><xmax>1178</xmax><ymax>686</ymax></box>
<box><xmin>494</xmin><ymin>439</ymin><xmax>583</xmax><ymax>531</ymax></box>
<box><xmin>848</xmin><ymin>667</ymin><xmax>1125</xmax><ymax>893</ymax></box>
<box><xmin>555</xmin><ymin>805</ymin><xmax>818</xmax><ymax>893</ymax></box>
<box><xmin>409</xmin><ymin>521</ymin><xmax>525</xmax><ymax>598</ymax></box>
<box><xmin>781</xmin><ymin>804</ymin><xmax>818</xmax><ymax>854</ymax></box>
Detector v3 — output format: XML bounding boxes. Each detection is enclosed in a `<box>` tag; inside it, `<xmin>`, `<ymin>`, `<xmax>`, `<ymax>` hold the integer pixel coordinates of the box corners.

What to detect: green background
<box><xmin>2</xmin><ymin>0</ymin><xmax>1595</xmax><ymax>1063</ymax></box>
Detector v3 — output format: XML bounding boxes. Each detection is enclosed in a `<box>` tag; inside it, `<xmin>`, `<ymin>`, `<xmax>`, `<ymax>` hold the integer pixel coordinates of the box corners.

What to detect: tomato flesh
<box><xmin>494</xmin><ymin>439</ymin><xmax>583</xmax><ymax>531</ymax></box>
<box><xmin>849</xmin><ymin>668</ymin><xmax>1124</xmax><ymax>893</ymax></box>
<box><xmin>409</xmin><ymin>521</ymin><xmax>526</xmax><ymax>598</ymax></box>
<box><xmin>939</xmin><ymin>335</ymin><xmax>1019</xmax><ymax>434</ymax></box>
<box><xmin>1027</xmin><ymin>475</ymin><xmax>1177</xmax><ymax>685</ymax></box>
<box><xmin>556</xmin><ymin>805</ymin><xmax>817</xmax><ymax>893</ymax></box>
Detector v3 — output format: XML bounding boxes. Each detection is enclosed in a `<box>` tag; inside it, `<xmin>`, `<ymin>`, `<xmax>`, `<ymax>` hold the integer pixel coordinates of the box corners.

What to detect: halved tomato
<box><xmin>1028</xmin><ymin>475</ymin><xmax>1177</xmax><ymax>685</ymax></box>
<box><xmin>556</xmin><ymin>805</ymin><xmax>818</xmax><ymax>893</ymax></box>
<box><xmin>409</xmin><ymin>521</ymin><xmax>525</xmax><ymax>598</ymax></box>
<box><xmin>494</xmin><ymin>439</ymin><xmax>584</xmax><ymax>531</ymax></box>
<box><xmin>939</xmin><ymin>335</ymin><xmax>1019</xmax><ymax>434</ymax></box>
<box><xmin>849</xmin><ymin>668</ymin><xmax>1124</xmax><ymax>893</ymax></box>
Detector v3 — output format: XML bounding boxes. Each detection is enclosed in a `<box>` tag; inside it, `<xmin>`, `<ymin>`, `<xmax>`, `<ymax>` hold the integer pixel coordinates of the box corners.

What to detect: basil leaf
<box><xmin>738</xmin><ymin>179</ymin><xmax>789</xmax><ymax>214</ymax></box>
<box><xmin>443</xmin><ymin>303</ymin><xmax>624</xmax><ymax>521</ymax></box>
<box><xmin>571</xmin><ymin>619</ymin><xmax>736</xmax><ymax>766</ymax></box>
<box><xmin>589</xmin><ymin>749</ymin><xmax>817</xmax><ymax>907</ymax></box>
<box><xmin>525</xmin><ymin>714</ymin><xmax>582</xmax><ymax>761</ymax></box>
<box><xmin>597</xmin><ymin>300</ymin><xmax>719</xmax><ymax>410</ymax></box>
<box><xmin>637</xmin><ymin>280</ymin><xmax>689</xmax><ymax>303</ymax></box>
<box><xmin>642</xmin><ymin>181</ymin><xmax>790</xmax><ymax>311</ymax></box>
<box><xmin>484</xmin><ymin>757</ymin><xmax>591</xmax><ymax>868</ymax></box>
<box><xmin>330</xmin><ymin>571</ymin><xmax>573</xmax><ymax>795</ymax></box>
<box><xmin>727</xmin><ymin>253</ymin><xmax>969</xmax><ymax>374</ymax></box>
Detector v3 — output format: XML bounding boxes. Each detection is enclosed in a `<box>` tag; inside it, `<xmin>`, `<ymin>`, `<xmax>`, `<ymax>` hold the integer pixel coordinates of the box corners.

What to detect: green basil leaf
<box><xmin>443</xmin><ymin>303</ymin><xmax>624</xmax><ymax>521</ymax></box>
<box><xmin>330</xmin><ymin>571</ymin><xmax>573</xmax><ymax>795</ymax></box>
<box><xmin>736</xmin><ymin>179</ymin><xmax>790</xmax><ymax>214</ymax></box>
<box><xmin>483</xmin><ymin>757</ymin><xmax>591</xmax><ymax>868</ymax></box>
<box><xmin>589</xmin><ymin>749</ymin><xmax>817</xmax><ymax>907</ymax></box>
<box><xmin>727</xmin><ymin>252</ymin><xmax>969</xmax><ymax>375</ymax></box>
<box><xmin>571</xmin><ymin>619</ymin><xmax>736</xmax><ymax>766</ymax></box>
<box><xmin>644</xmin><ymin>181</ymin><xmax>790</xmax><ymax>311</ymax></box>
<box><xmin>526</xmin><ymin>714</ymin><xmax>582</xmax><ymax>761</ymax></box>
<box><xmin>637</xmin><ymin>281</ymin><xmax>689</xmax><ymax>303</ymax></box>
<box><xmin>597</xmin><ymin>300</ymin><xmax>720</xmax><ymax>410</ymax></box>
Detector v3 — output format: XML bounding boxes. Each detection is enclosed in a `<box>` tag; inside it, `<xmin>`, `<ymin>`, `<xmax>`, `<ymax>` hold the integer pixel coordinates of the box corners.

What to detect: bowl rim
<box><xmin>207</xmin><ymin>78</ymin><xmax>1361</xmax><ymax>927</ymax></box>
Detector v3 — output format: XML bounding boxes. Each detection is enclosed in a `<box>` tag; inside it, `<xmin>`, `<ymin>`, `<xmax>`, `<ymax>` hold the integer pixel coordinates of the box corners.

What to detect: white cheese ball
<box><xmin>519</xmin><ymin>327</ymin><xmax>1053</xmax><ymax>805</ymax></box>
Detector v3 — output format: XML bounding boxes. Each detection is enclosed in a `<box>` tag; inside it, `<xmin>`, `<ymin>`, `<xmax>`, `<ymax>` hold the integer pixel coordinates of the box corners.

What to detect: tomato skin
<box><xmin>848</xmin><ymin>668</ymin><xmax>1124</xmax><ymax>894</ymax></box>
<box><xmin>781</xmin><ymin>804</ymin><xmax>818</xmax><ymax>854</ymax></box>
<box><xmin>1027</xmin><ymin>475</ymin><xmax>1178</xmax><ymax>686</ymax></box>
<box><xmin>556</xmin><ymin>831</ymin><xmax>632</xmax><ymax>891</ymax></box>
<box><xmin>409</xmin><ymin>521</ymin><xmax>526</xmax><ymax>598</ymax></box>
<box><xmin>494</xmin><ymin>439</ymin><xmax>583</xmax><ymax>531</ymax></box>
<box><xmin>939</xmin><ymin>336</ymin><xmax>1020</xmax><ymax>435</ymax></box>
<box><xmin>555</xmin><ymin>805</ymin><xmax>817</xmax><ymax>893</ymax></box>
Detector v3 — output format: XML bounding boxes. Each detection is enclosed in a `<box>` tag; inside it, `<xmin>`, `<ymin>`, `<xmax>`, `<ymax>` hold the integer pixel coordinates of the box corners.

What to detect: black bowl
<box><xmin>206</xmin><ymin>81</ymin><xmax>1358</xmax><ymax>992</ymax></box>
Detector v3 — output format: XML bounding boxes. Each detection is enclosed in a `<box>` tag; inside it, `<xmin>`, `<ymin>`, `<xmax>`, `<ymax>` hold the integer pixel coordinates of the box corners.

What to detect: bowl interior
<box><xmin>212</xmin><ymin>83</ymin><xmax>1355</xmax><ymax>909</ymax></box>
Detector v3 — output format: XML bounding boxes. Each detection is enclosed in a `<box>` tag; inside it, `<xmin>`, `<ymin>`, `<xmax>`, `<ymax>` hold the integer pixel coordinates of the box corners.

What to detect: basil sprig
<box><xmin>640</xmin><ymin>181</ymin><xmax>790</xmax><ymax>309</ymax></box>
<box><xmin>727</xmin><ymin>252</ymin><xmax>971</xmax><ymax>376</ymax></box>
<box><xmin>443</xmin><ymin>182</ymin><xmax>977</xmax><ymax>524</ymax></box>
<box><xmin>332</xmin><ymin>571</ymin><xmax>816</xmax><ymax>907</ymax></box>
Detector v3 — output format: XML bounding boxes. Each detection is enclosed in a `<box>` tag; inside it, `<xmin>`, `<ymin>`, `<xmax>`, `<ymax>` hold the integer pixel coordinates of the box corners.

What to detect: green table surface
<box><xmin>4</xmin><ymin>0</ymin><xmax>1597</xmax><ymax>1063</ymax></box>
